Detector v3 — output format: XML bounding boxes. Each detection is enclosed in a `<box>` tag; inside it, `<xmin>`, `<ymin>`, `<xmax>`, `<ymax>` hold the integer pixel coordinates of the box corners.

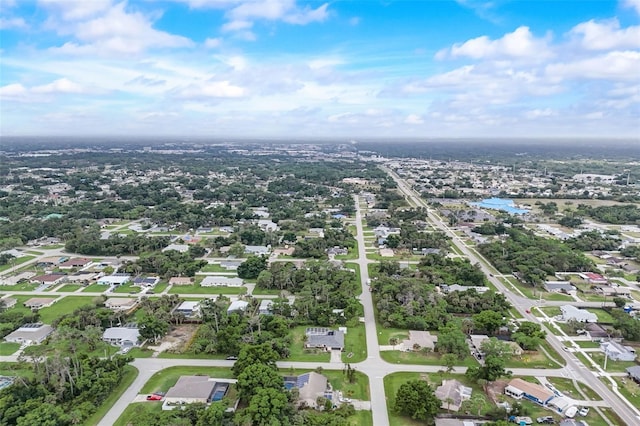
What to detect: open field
<box><xmin>0</xmin><ymin>256</ymin><xmax>35</xmax><ymax>272</ymax></box>
<box><xmin>169</xmin><ymin>284</ymin><xmax>247</xmax><ymax>295</ymax></box>
<box><xmin>38</xmin><ymin>296</ymin><xmax>96</xmax><ymax>323</ymax></box>
<box><xmin>343</xmin><ymin>323</ymin><xmax>367</xmax><ymax>363</ymax></box>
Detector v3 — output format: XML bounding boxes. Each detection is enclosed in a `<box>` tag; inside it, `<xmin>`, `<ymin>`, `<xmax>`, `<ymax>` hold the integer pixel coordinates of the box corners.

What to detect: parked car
<box><xmin>146</xmin><ymin>394</ymin><xmax>162</xmax><ymax>401</ymax></box>
<box><xmin>536</xmin><ymin>416</ymin><xmax>555</xmax><ymax>424</ymax></box>
<box><xmin>579</xmin><ymin>407</ymin><xmax>589</xmax><ymax>416</ymax></box>
<box><xmin>225</xmin><ymin>356</ymin><xmax>238</xmax><ymax>360</ymax></box>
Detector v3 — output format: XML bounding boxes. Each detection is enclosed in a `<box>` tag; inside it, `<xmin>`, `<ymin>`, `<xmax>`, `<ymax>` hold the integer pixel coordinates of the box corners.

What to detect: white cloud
<box><xmin>624</xmin><ymin>0</ymin><xmax>640</xmax><ymax>15</ymax></box>
<box><xmin>221</xmin><ymin>19</ymin><xmax>253</xmax><ymax>32</ymax></box>
<box><xmin>546</xmin><ymin>50</ymin><xmax>640</xmax><ymax>81</ymax></box>
<box><xmin>438</xmin><ymin>26</ymin><xmax>552</xmax><ymax>60</ymax></box>
<box><xmin>32</xmin><ymin>78</ymin><xmax>86</xmax><ymax>94</ymax></box>
<box><xmin>525</xmin><ymin>108</ymin><xmax>555</xmax><ymax>119</ymax></box>
<box><xmin>0</xmin><ymin>17</ymin><xmax>27</xmax><ymax>30</ymax></box>
<box><xmin>0</xmin><ymin>83</ymin><xmax>28</xmax><ymax>99</ymax></box>
<box><xmin>204</xmin><ymin>37</ymin><xmax>222</xmax><ymax>48</ymax></box>
<box><xmin>404</xmin><ymin>114</ymin><xmax>424</xmax><ymax>124</ymax></box>
<box><xmin>177</xmin><ymin>81</ymin><xmax>246</xmax><ymax>98</ymax></box>
<box><xmin>349</xmin><ymin>17</ymin><xmax>361</xmax><ymax>26</ymax></box>
<box><xmin>569</xmin><ymin>19</ymin><xmax>640</xmax><ymax>50</ymax></box>
<box><xmin>39</xmin><ymin>0</ymin><xmax>112</xmax><ymax>21</ymax></box>
<box><xmin>46</xmin><ymin>2</ymin><xmax>193</xmax><ymax>55</ymax></box>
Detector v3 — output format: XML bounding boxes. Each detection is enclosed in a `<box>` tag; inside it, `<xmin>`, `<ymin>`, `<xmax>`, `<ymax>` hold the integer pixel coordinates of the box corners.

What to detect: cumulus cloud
<box><xmin>569</xmin><ymin>19</ymin><xmax>640</xmax><ymax>50</ymax></box>
<box><xmin>546</xmin><ymin>50</ymin><xmax>640</xmax><ymax>81</ymax></box>
<box><xmin>176</xmin><ymin>81</ymin><xmax>246</xmax><ymax>98</ymax></box>
<box><xmin>624</xmin><ymin>0</ymin><xmax>640</xmax><ymax>15</ymax></box>
<box><xmin>404</xmin><ymin>114</ymin><xmax>424</xmax><ymax>124</ymax></box>
<box><xmin>204</xmin><ymin>37</ymin><xmax>222</xmax><ymax>48</ymax></box>
<box><xmin>46</xmin><ymin>2</ymin><xmax>193</xmax><ymax>55</ymax></box>
<box><xmin>1</xmin><ymin>78</ymin><xmax>89</xmax><ymax>102</ymax></box>
<box><xmin>39</xmin><ymin>0</ymin><xmax>112</xmax><ymax>21</ymax></box>
<box><xmin>437</xmin><ymin>26</ymin><xmax>552</xmax><ymax>60</ymax></box>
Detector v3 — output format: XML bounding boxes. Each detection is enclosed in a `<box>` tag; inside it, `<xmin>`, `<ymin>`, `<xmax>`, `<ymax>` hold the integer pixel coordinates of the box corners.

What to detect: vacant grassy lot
<box><xmin>37</xmin><ymin>296</ymin><xmax>95</xmax><ymax>323</ymax></box>
<box><xmin>0</xmin><ymin>256</ymin><xmax>35</xmax><ymax>272</ymax></box>
<box><xmin>83</xmin><ymin>283</ymin><xmax>108</xmax><ymax>292</ymax></box>
<box><xmin>141</xmin><ymin>366</ymin><xmax>234</xmax><ymax>394</ymax></box>
<box><xmin>56</xmin><ymin>284</ymin><xmax>83</xmax><ymax>292</ymax></box>
<box><xmin>381</xmin><ymin>350</ymin><xmax>479</xmax><ymax>368</ymax></box>
<box><xmin>200</xmin><ymin>263</ymin><xmax>232</xmax><ymax>273</ymax></box>
<box><xmin>0</xmin><ymin>282</ymin><xmax>39</xmax><ymax>292</ymax></box>
<box><xmin>169</xmin><ymin>284</ymin><xmax>247</xmax><ymax>295</ymax></box>
<box><xmin>343</xmin><ymin>323</ymin><xmax>367</xmax><ymax>363</ymax></box>
<box><xmin>377</xmin><ymin>327</ymin><xmax>409</xmax><ymax>346</ymax></box>
<box><xmin>547</xmin><ymin>377</ymin><xmax>600</xmax><ymax>401</ymax></box>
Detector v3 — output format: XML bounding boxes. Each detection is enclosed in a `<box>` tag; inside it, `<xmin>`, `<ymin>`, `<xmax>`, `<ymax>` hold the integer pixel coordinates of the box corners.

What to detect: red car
<box><xmin>525</xmin><ymin>309</ymin><xmax>531</xmax><ymax>314</ymax></box>
<box><xmin>147</xmin><ymin>394</ymin><xmax>162</xmax><ymax>401</ymax></box>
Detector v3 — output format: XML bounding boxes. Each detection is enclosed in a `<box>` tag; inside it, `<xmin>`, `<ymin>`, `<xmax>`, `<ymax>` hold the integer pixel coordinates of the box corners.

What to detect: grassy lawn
<box><xmin>0</xmin><ymin>342</ymin><xmax>21</xmax><ymax>356</ymax></box>
<box><xmin>288</xmin><ymin>325</ymin><xmax>330</xmax><ymax>362</ymax></box>
<box><xmin>504</xmin><ymin>349</ymin><xmax>560</xmax><ymax>369</ymax></box>
<box><xmin>283</xmin><ymin>368</ymin><xmax>370</xmax><ymax>400</ymax></box>
<box><xmin>589</xmin><ymin>352</ymin><xmax>638</xmax><ymax>373</ymax></box>
<box><xmin>0</xmin><ymin>362</ymin><xmax>33</xmax><ymax>379</ymax></box>
<box><xmin>538</xmin><ymin>306</ymin><xmax>561</xmax><ymax>317</ymax></box>
<box><xmin>127</xmin><ymin>347</ymin><xmax>154</xmax><ymax>358</ymax></box>
<box><xmin>153</xmin><ymin>281</ymin><xmax>169</xmax><ymax>293</ymax></box>
<box><xmin>381</xmin><ymin>350</ymin><xmax>479</xmax><ymax>368</ymax></box>
<box><xmin>575</xmin><ymin>340</ymin><xmax>601</xmax><ymax>349</ymax></box>
<box><xmin>114</xmin><ymin>402</ymin><xmax>162</xmax><ymax>426</ymax></box>
<box><xmin>539</xmin><ymin>341</ymin><xmax>566</xmax><ymax>367</ymax></box>
<box><xmin>335</xmin><ymin>243</ymin><xmax>360</xmax><ymax>261</ymax></box>
<box><xmin>589</xmin><ymin>308</ymin><xmax>615</xmax><ymax>324</ymax></box>
<box><xmin>168</xmin><ymin>284</ymin><xmax>247</xmax><ymax>295</ymax></box>
<box><xmin>0</xmin><ymin>256</ymin><xmax>35</xmax><ymax>272</ymax></box>
<box><xmin>343</xmin><ymin>323</ymin><xmax>367</xmax><ymax>363</ymax></box>
<box><xmin>613</xmin><ymin>376</ymin><xmax>640</xmax><ymax>408</ymax></box>
<box><xmin>86</xmin><ymin>365</ymin><xmax>139</xmax><ymax>426</ymax></box>
<box><xmin>384</xmin><ymin>371</ymin><xmax>492</xmax><ymax>426</ymax></box>
<box><xmin>141</xmin><ymin>366</ymin><xmax>234</xmax><ymax>394</ymax></box>
<box><xmin>547</xmin><ymin>377</ymin><xmax>600</xmax><ymax>401</ymax></box>
<box><xmin>200</xmin><ymin>264</ymin><xmax>232</xmax><ymax>273</ymax></box>
<box><xmin>37</xmin><ymin>296</ymin><xmax>96</xmax><ymax>323</ymax></box>
<box><xmin>251</xmin><ymin>287</ymin><xmax>282</xmax><ymax>295</ymax></box>
<box><xmin>0</xmin><ymin>282</ymin><xmax>39</xmax><ymax>291</ymax></box>
<box><xmin>377</xmin><ymin>327</ymin><xmax>409</xmax><ymax>346</ymax></box>
<box><xmin>83</xmin><ymin>283</ymin><xmax>108</xmax><ymax>292</ymax></box>
<box><xmin>349</xmin><ymin>410</ymin><xmax>372</xmax><ymax>426</ymax></box>
<box><xmin>113</xmin><ymin>283</ymin><xmax>141</xmax><ymax>294</ymax></box>
<box><xmin>56</xmin><ymin>284</ymin><xmax>83</xmax><ymax>292</ymax></box>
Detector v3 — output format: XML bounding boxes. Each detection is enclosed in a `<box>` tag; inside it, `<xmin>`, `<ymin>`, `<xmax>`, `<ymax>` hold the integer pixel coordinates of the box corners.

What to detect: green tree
<box><xmin>394</xmin><ymin>380</ymin><xmax>440</xmax><ymax>421</ymax></box>
<box><xmin>138</xmin><ymin>313</ymin><xmax>169</xmax><ymax>343</ymax></box>
<box><xmin>472</xmin><ymin>310</ymin><xmax>506</xmax><ymax>335</ymax></box>
<box><xmin>441</xmin><ymin>353</ymin><xmax>458</xmax><ymax>373</ymax></box>
<box><xmin>238</xmin><ymin>255</ymin><xmax>268</xmax><ymax>279</ymax></box>
<box><xmin>512</xmin><ymin>321</ymin><xmax>546</xmax><ymax>350</ymax></box>
<box><xmin>232</xmin><ymin>342</ymin><xmax>280</xmax><ymax>376</ymax></box>
<box><xmin>237</xmin><ymin>363</ymin><xmax>284</xmax><ymax>402</ymax></box>
<box><xmin>437</xmin><ymin>321</ymin><xmax>468</xmax><ymax>359</ymax></box>
<box><xmin>242</xmin><ymin>387</ymin><xmax>291</xmax><ymax>426</ymax></box>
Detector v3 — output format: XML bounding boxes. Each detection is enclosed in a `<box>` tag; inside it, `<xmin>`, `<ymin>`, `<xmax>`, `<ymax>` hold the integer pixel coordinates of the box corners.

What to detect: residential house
<box><xmin>219</xmin><ymin>260</ymin><xmax>243</xmax><ymax>271</ymax></box>
<box><xmin>596</xmin><ymin>286</ymin><xmax>631</xmax><ymax>297</ymax></box>
<box><xmin>379</xmin><ymin>248</ymin><xmax>394</xmax><ymax>257</ymax></box>
<box><xmin>102</xmin><ymin>327</ymin><xmax>141</xmax><ymax>347</ymax></box>
<box><xmin>66</xmin><ymin>271</ymin><xmax>98</xmax><ymax>283</ymax></box>
<box><xmin>97</xmin><ymin>274</ymin><xmax>131</xmax><ymax>286</ymax></box>
<box><xmin>543</xmin><ymin>281</ymin><xmax>576</xmax><ymax>294</ymax></box>
<box><xmin>283</xmin><ymin>372</ymin><xmax>332</xmax><ymax>408</ymax></box>
<box><xmin>30</xmin><ymin>274</ymin><xmax>66</xmax><ymax>286</ymax></box>
<box><xmin>504</xmin><ymin>378</ymin><xmax>555</xmax><ymax>406</ymax></box>
<box><xmin>163</xmin><ymin>376</ymin><xmax>233</xmax><ymax>410</ymax></box>
<box><xmin>626</xmin><ymin>365</ymin><xmax>640</xmax><ymax>383</ymax></box>
<box><xmin>585</xmin><ymin>323</ymin><xmax>609</xmax><ymax>341</ymax></box>
<box><xmin>227</xmin><ymin>300</ymin><xmax>249</xmax><ymax>314</ymax></box>
<box><xmin>133</xmin><ymin>276</ymin><xmax>160</xmax><ymax>287</ymax></box>
<box><xmin>174</xmin><ymin>301</ymin><xmax>200</xmax><ymax>318</ymax></box>
<box><xmin>435</xmin><ymin>379</ymin><xmax>472</xmax><ymax>412</ymax></box>
<box><xmin>305</xmin><ymin>327</ymin><xmax>345</xmax><ymax>351</ymax></box>
<box><xmin>245</xmin><ymin>245</ymin><xmax>270</xmax><ymax>255</ymax></box>
<box><xmin>162</xmin><ymin>244</ymin><xmax>190</xmax><ymax>253</ymax></box>
<box><xmin>201</xmin><ymin>276</ymin><xmax>244</xmax><ymax>287</ymax></box>
<box><xmin>413</xmin><ymin>248</ymin><xmax>442</xmax><ymax>256</ymax></box>
<box><xmin>58</xmin><ymin>258</ymin><xmax>92</xmax><ymax>270</ymax></box>
<box><xmin>24</xmin><ymin>297</ymin><xmax>57</xmax><ymax>309</ymax></box>
<box><xmin>1</xmin><ymin>297</ymin><xmax>17</xmax><ymax>309</ymax></box>
<box><xmin>600</xmin><ymin>341</ymin><xmax>636</xmax><ymax>361</ymax></box>
<box><xmin>257</xmin><ymin>219</ymin><xmax>278</xmax><ymax>232</ymax></box>
<box><xmin>258</xmin><ymin>299</ymin><xmax>273</xmax><ymax>315</ymax></box>
<box><xmin>169</xmin><ymin>277</ymin><xmax>193</xmax><ymax>286</ymax></box>
<box><xmin>327</xmin><ymin>246</ymin><xmax>348</xmax><ymax>256</ymax></box>
<box><xmin>105</xmin><ymin>298</ymin><xmax>138</xmax><ymax>311</ymax></box>
<box><xmin>583</xmin><ymin>272</ymin><xmax>608</xmax><ymax>285</ymax></box>
<box><xmin>402</xmin><ymin>330</ymin><xmax>438</xmax><ymax>352</ymax></box>
<box><xmin>559</xmin><ymin>305</ymin><xmax>597</xmax><ymax>323</ymax></box>
<box><xmin>4</xmin><ymin>323</ymin><xmax>53</xmax><ymax>345</ymax></box>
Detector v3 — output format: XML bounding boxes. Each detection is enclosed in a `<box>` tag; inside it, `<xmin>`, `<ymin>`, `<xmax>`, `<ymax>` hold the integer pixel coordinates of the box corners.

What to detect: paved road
<box><xmin>383</xmin><ymin>165</ymin><xmax>640</xmax><ymax>426</ymax></box>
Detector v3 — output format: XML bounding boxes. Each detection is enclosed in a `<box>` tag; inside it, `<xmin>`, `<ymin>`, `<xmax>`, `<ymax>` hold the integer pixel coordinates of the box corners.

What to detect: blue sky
<box><xmin>1</xmin><ymin>0</ymin><xmax>639</xmax><ymax>138</ymax></box>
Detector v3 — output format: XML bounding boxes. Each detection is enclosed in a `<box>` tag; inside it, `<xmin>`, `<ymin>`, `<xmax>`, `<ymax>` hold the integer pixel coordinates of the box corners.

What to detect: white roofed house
<box><xmin>105</xmin><ymin>298</ymin><xmax>138</xmax><ymax>311</ymax></box>
<box><xmin>600</xmin><ymin>340</ymin><xmax>636</xmax><ymax>361</ymax></box>
<box><xmin>174</xmin><ymin>301</ymin><xmax>201</xmax><ymax>318</ymax></box>
<box><xmin>227</xmin><ymin>300</ymin><xmax>249</xmax><ymax>314</ymax></box>
<box><xmin>245</xmin><ymin>245</ymin><xmax>270</xmax><ymax>255</ymax></box>
<box><xmin>97</xmin><ymin>274</ymin><xmax>131</xmax><ymax>286</ymax></box>
<box><xmin>200</xmin><ymin>276</ymin><xmax>244</xmax><ymax>287</ymax></box>
<box><xmin>4</xmin><ymin>323</ymin><xmax>54</xmax><ymax>345</ymax></box>
<box><xmin>435</xmin><ymin>379</ymin><xmax>472</xmax><ymax>412</ymax></box>
<box><xmin>102</xmin><ymin>327</ymin><xmax>141</xmax><ymax>347</ymax></box>
<box><xmin>559</xmin><ymin>305</ymin><xmax>597</xmax><ymax>323</ymax></box>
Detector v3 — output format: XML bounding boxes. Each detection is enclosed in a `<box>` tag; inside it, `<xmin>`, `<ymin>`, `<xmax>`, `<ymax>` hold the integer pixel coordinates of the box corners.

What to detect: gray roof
<box><xmin>165</xmin><ymin>376</ymin><xmax>216</xmax><ymax>400</ymax></box>
<box><xmin>103</xmin><ymin>327</ymin><xmax>140</xmax><ymax>342</ymax></box>
<box><xmin>544</xmin><ymin>281</ymin><xmax>575</xmax><ymax>292</ymax></box>
<box><xmin>626</xmin><ymin>365</ymin><xmax>640</xmax><ymax>380</ymax></box>
<box><xmin>297</xmin><ymin>372</ymin><xmax>328</xmax><ymax>404</ymax></box>
<box><xmin>5</xmin><ymin>323</ymin><xmax>53</xmax><ymax>343</ymax></box>
<box><xmin>561</xmin><ymin>305</ymin><xmax>597</xmax><ymax>322</ymax></box>
<box><xmin>306</xmin><ymin>329</ymin><xmax>344</xmax><ymax>349</ymax></box>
